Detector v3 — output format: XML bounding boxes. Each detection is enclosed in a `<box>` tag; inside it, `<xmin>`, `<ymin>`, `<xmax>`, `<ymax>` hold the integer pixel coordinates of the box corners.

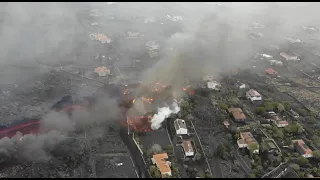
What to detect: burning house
<box><xmin>127</xmin><ymin>115</ymin><xmax>153</xmax><ymax>133</ymax></box>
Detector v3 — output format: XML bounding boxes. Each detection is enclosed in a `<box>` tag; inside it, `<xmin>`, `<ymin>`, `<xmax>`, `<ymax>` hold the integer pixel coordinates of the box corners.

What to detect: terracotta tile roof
<box><xmin>240</xmin><ymin>132</ymin><xmax>258</xmax><ymax>144</ymax></box>
<box><xmin>153</xmin><ymin>153</ymin><xmax>171</xmax><ymax>175</ymax></box>
<box><xmin>228</xmin><ymin>108</ymin><xmax>246</xmax><ymax>121</ymax></box>
<box><xmin>294</xmin><ymin>139</ymin><xmax>313</xmax><ymax>155</ymax></box>
<box><xmin>94</xmin><ymin>66</ymin><xmax>110</xmax><ymax>73</ymax></box>
<box><xmin>247</xmin><ymin>89</ymin><xmax>261</xmax><ymax>97</ymax></box>
<box><xmin>278</xmin><ymin>121</ymin><xmax>288</xmax><ymax>124</ymax></box>
<box><xmin>265</xmin><ymin>68</ymin><xmax>278</xmax><ymax>75</ymax></box>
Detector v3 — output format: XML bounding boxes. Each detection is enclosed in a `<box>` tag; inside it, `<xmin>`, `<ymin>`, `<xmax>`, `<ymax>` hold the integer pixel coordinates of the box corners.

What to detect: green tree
<box><xmin>296</xmin><ymin>108</ymin><xmax>309</xmax><ymax>116</ymax></box>
<box><xmin>216</xmin><ymin>143</ymin><xmax>230</xmax><ymax>160</ymax></box>
<box><xmin>283</xmin><ymin>102</ymin><xmax>290</xmax><ymax>111</ymax></box>
<box><xmin>291</xmin><ymin>164</ymin><xmax>300</xmax><ymax>171</ymax></box>
<box><xmin>264</xmin><ymin>101</ymin><xmax>278</xmax><ymax>111</ymax></box>
<box><xmin>248</xmin><ymin>173</ymin><xmax>256</xmax><ymax>178</ymax></box>
<box><xmin>219</xmin><ymin>103</ymin><xmax>228</xmax><ymax>111</ymax></box>
<box><xmin>167</xmin><ymin>145</ymin><xmax>173</xmax><ymax>151</ymax></box>
<box><xmin>277</xmin><ymin>103</ymin><xmax>285</xmax><ymax>112</ymax></box>
<box><xmin>253</xmin><ymin>165</ymin><xmax>264</xmax><ymax>177</ymax></box>
<box><xmin>297</xmin><ymin>156</ymin><xmax>309</xmax><ymax>166</ymax></box>
<box><xmin>256</xmin><ymin>107</ymin><xmax>266</xmax><ymax>115</ymax></box>
<box><xmin>312</xmin><ymin>150</ymin><xmax>320</xmax><ymax>160</ymax></box>
<box><xmin>150</xmin><ymin>165</ymin><xmax>162</xmax><ymax>178</ymax></box>
<box><xmin>297</xmin><ymin>171</ymin><xmax>305</xmax><ymax>178</ymax></box>
<box><xmin>194</xmin><ymin>152</ymin><xmax>202</xmax><ymax>161</ymax></box>
<box><xmin>148</xmin><ymin>144</ymin><xmax>163</xmax><ymax>156</ymax></box>
<box><xmin>284</xmin><ymin>122</ymin><xmax>304</xmax><ymax>134</ymax></box>
<box><xmin>171</xmin><ymin>165</ymin><xmax>180</xmax><ymax>178</ymax></box>
<box><xmin>311</xmin><ymin>136</ymin><xmax>320</xmax><ymax>147</ymax></box>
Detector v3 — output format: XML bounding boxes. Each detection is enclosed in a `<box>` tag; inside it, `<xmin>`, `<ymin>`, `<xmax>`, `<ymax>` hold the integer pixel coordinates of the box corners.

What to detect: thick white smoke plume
<box><xmin>150</xmin><ymin>101</ymin><xmax>180</xmax><ymax>130</ymax></box>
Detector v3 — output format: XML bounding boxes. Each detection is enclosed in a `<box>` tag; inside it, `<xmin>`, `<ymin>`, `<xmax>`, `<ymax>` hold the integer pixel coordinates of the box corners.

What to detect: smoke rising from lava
<box><xmin>150</xmin><ymin>101</ymin><xmax>180</xmax><ymax>130</ymax></box>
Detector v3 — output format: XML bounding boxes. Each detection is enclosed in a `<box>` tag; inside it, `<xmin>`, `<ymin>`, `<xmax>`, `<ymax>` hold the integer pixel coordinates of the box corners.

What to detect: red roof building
<box><xmin>265</xmin><ymin>68</ymin><xmax>278</xmax><ymax>76</ymax></box>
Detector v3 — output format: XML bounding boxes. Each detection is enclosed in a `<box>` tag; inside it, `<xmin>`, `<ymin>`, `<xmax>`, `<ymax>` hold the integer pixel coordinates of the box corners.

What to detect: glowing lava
<box><xmin>127</xmin><ymin>115</ymin><xmax>153</xmax><ymax>132</ymax></box>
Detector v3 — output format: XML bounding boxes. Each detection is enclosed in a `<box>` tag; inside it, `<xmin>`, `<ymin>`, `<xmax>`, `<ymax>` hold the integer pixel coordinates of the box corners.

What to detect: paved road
<box><xmin>119</xmin><ymin>126</ymin><xmax>150</xmax><ymax>178</ymax></box>
<box><xmin>234</xmin><ymin>147</ymin><xmax>253</xmax><ymax>175</ymax></box>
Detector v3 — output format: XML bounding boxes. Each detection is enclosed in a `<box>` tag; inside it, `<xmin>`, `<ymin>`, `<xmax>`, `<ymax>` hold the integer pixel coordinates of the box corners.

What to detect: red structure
<box><xmin>265</xmin><ymin>68</ymin><xmax>278</xmax><ymax>77</ymax></box>
<box><xmin>127</xmin><ymin>116</ymin><xmax>153</xmax><ymax>132</ymax></box>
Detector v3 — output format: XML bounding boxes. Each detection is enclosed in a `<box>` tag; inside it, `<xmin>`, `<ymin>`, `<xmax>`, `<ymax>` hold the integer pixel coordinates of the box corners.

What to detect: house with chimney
<box><xmin>182</xmin><ymin>140</ymin><xmax>195</xmax><ymax>158</ymax></box>
<box><xmin>151</xmin><ymin>153</ymin><xmax>172</xmax><ymax>177</ymax></box>
<box><xmin>246</xmin><ymin>89</ymin><xmax>262</xmax><ymax>102</ymax></box>
<box><xmin>237</xmin><ymin>132</ymin><xmax>260</xmax><ymax>154</ymax></box>
<box><xmin>292</xmin><ymin>140</ymin><xmax>313</xmax><ymax>158</ymax></box>
<box><xmin>228</xmin><ymin>108</ymin><xmax>247</xmax><ymax>122</ymax></box>
<box><xmin>174</xmin><ymin>119</ymin><xmax>188</xmax><ymax>135</ymax></box>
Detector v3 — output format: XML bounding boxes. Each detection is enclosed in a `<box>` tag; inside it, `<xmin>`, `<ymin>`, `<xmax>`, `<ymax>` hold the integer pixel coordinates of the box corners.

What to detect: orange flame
<box><xmin>142</xmin><ymin>97</ymin><xmax>153</xmax><ymax>104</ymax></box>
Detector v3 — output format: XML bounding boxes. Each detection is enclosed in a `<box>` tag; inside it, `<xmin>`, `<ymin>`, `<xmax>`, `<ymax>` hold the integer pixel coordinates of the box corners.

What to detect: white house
<box><xmin>280</xmin><ymin>52</ymin><xmax>300</xmax><ymax>61</ymax></box>
<box><xmin>236</xmin><ymin>81</ymin><xmax>246</xmax><ymax>89</ymax></box>
<box><xmin>246</xmin><ymin>89</ymin><xmax>262</xmax><ymax>101</ymax></box>
<box><xmin>275</xmin><ymin>120</ymin><xmax>289</xmax><ymax>128</ymax></box>
<box><xmin>237</xmin><ymin>132</ymin><xmax>260</xmax><ymax>154</ymax></box>
<box><xmin>182</xmin><ymin>140</ymin><xmax>195</xmax><ymax>157</ymax></box>
<box><xmin>174</xmin><ymin>119</ymin><xmax>188</xmax><ymax>135</ymax></box>
<box><xmin>269</xmin><ymin>60</ymin><xmax>283</xmax><ymax>66</ymax></box>
<box><xmin>207</xmin><ymin>81</ymin><xmax>221</xmax><ymax>91</ymax></box>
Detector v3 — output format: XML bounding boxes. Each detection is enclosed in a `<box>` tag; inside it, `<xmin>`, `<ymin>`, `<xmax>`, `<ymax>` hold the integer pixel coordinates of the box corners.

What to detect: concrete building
<box><xmin>275</xmin><ymin>120</ymin><xmax>289</xmax><ymax>128</ymax></box>
<box><xmin>236</xmin><ymin>81</ymin><xmax>246</xmax><ymax>89</ymax></box>
<box><xmin>151</xmin><ymin>153</ymin><xmax>172</xmax><ymax>177</ymax></box>
<box><xmin>269</xmin><ymin>60</ymin><xmax>283</xmax><ymax>66</ymax></box>
<box><xmin>293</xmin><ymin>140</ymin><xmax>313</xmax><ymax>158</ymax></box>
<box><xmin>94</xmin><ymin>66</ymin><xmax>111</xmax><ymax>77</ymax></box>
<box><xmin>246</xmin><ymin>89</ymin><xmax>262</xmax><ymax>101</ymax></box>
<box><xmin>228</xmin><ymin>108</ymin><xmax>247</xmax><ymax>122</ymax></box>
<box><xmin>280</xmin><ymin>52</ymin><xmax>300</xmax><ymax>61</ymax></box>
<box><xmin>237</xmin><ymin>132</ymin><xmax>259</xmax><ymax>154</ymax></box>
<box><xmin>182</xmin><ymin>140</ymin><xmax>195</xmax><ymax>157</ymax></box>
<box><xmin>207</xmin><ymin>81</ymin><xmax>221</xmax><ymax>91</ymax></box>
<box><xmin>174</xmin><ymin>119</ymin><xmax>188</xmax><ymax>135</ymax></box>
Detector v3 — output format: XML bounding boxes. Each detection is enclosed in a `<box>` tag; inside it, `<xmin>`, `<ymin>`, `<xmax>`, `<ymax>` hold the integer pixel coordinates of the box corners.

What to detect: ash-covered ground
<box><xmin>1</xmin><ymin>2</ymin><xmax>320</xmax><ymax>178</ymax></box>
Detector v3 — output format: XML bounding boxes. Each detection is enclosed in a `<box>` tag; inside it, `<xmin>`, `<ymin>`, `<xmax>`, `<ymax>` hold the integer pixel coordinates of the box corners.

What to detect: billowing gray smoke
<box><xmin>0</xmin><ymin>130</ymin><xmax>64</xmax><ymax>162</ymax></box>
<box><xmin>0</xmin><ymin>94</ymin><xmax>120</xmax><ymax>162</ymax></box>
